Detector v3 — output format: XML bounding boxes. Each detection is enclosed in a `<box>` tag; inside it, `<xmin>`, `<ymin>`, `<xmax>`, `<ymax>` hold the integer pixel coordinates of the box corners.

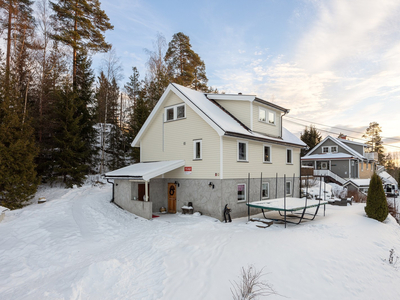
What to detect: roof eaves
<box><xmin>224</xmin><ymin>131</ymin><xmax>305</xmax><ymax>148</ymax></box>
<box><xmin>254</xmin><ymin>98</ymin><xmax>289</xmax><ymax>113</ymax></box>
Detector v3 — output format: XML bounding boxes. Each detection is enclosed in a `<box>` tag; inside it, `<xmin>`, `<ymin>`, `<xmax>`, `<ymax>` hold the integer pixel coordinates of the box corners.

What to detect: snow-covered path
<box><xmin>1</xmin><ymin>184</ymin><xmax>400</xmax><ymax>299</ymax></box>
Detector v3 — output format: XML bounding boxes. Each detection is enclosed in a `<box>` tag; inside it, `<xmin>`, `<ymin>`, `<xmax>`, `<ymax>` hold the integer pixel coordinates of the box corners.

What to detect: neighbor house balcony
<box><xmin>365</xmin><ymin>152</ymin><xmax>378</xmax><ymax>162</ymax></box>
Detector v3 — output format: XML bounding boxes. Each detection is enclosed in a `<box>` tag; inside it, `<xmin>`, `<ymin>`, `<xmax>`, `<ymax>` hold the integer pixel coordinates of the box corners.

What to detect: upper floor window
<box><xmin>331</xmin><ymin>146</ymin><xmax>338</xmax><ymax>153</ymax></box>
<box><xmin>322</xmin><ymin>146</ymin><xmax>329</xmax><ymax>153</ymax></box>
<box><xmin>193</xmin><ymin>140</ymin><xmax>202</xmax><ymax>160</ymax></box>
<box><xmin>286</xmin><ymin>148</ymin><xmax>293</xmax><ymax>164</ymax></box>
<box><xmin>164</xmin><ymin>104</ymin><xmax>185</xmax><ymax>122</ymax></box>
<box><xmin>238</xmin><ymin>141</ymin><xmax>248</xmax><ymax>161</ymax></box>
<box><xmin>263</xmin><ymin>145</ymin><xmax>271</xmax><ymax>163</ymax></box>
<box><xmin>258</xmin><ymin>107</ymin><xmax>276</xmax><ymax>125</ymax></box>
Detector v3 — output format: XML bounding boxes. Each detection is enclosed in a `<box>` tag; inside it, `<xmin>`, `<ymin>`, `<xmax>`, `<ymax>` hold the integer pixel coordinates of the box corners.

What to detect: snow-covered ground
<box><xmin>1</xmin><ymin>184</ymin><xmax>400</xmax><ymax>300</ymax></box>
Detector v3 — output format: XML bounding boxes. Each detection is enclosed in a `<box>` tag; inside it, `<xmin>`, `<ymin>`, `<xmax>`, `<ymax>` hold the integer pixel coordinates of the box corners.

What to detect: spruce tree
<box><xmin>50</xmin><ymin>0</ymin><xmax>113</xmax><ymax>86</ymax></box>
<box><xmin>53</xmin><ymin>85</ymin><xmax>89</xmax><ymax>187</ymax></box>
<box><xmin>365</xmin><ymin>172</ymin><xmax>388</xmax><ymax>222</ymax></box>
<box><xmin>164</xmin><ymin>32</ymin><xmax>208</xmax><ymax>91</ymax></box>
<box><xmin>0</xmin><ymin>77</ymin><xmax>39</xmax><ymax>209</ymax></box>
<box><xmin>300</xmin><ymin>125</ymin><xmax>322</xmax><ymax>156</ymax></box>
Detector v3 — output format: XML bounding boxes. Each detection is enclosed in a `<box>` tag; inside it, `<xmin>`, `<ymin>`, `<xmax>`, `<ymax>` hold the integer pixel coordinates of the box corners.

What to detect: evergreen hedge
<box><xmin>365</xmin><ymin>173</ymin><xmax>388</xmax><ymax>222</ymax></box>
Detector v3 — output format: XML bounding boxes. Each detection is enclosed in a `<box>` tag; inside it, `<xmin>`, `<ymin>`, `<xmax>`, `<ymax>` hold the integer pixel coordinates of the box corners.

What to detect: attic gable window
<box><xmin>322</xmin><ymin>147</ymin><xmax>329</xmax><ymax>153</ymax></box>
<box><xmin>331</xmin><ymin>146</ymin><xmax>338</xmax><ymax>153</ymax></box>
<box><xmin>164</xmin><ymin>103</ymin><xmax>186</xmax><ymax>122</ymax></box>
<box><xmin>258</xmin><ymin>107</ymin><xmax>276</xmax><ymax>125</ymax></box>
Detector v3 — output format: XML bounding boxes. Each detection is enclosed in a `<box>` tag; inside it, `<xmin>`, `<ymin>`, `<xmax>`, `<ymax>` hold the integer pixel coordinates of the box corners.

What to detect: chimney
<box><xmin>238</xmin><ymin>92</ymin><xmax>242</xmax><ymax>95</ymax></box>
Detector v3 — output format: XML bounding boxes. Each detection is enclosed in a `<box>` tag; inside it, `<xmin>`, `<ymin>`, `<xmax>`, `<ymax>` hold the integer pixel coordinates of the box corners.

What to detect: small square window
<box><xmin>177</xmin><ymin>105</ymin><xmax>185</xmax><ymax>119</ymax></box>
<box><xmin>238</xmin><ymin>141</ymin><xmax>247</xmax><ymax>161</ymax></box>
<box><xmin>262</xmin><ymin>183</ymin><xmax>269</xmax><ymax>199</ymax></box>
<box><xmin>286</xmin><ymin>181</ymin><xmax>291</xmax><ymax>195</ymax></box>
<box><xmin>193</xmin><ymin>140</ymin><xmax>202</xmax><ymax>160</ymax></box>
<box><xmin>259</xmin><ymin>108</ymin><xmax>266</xmax><ymax>122</ymax></box>
<box><xmin>238</xmin><ymin>184</ymin><xmax>246</xmax><ymax>201</ymax></box>
<box><xmin>322</xmin><ymin>147</ymin><xmax>329</xmax><ymax>153</ymax></box>
<box><xmin>166</xmin><ymin>107</ymin><xmax>174</xmax><ymax>121</ymax></box>
<box><xmin>286</xmin><ymin>148</ymin><xmax>292</xmax><ymax>164</ymax></box>
<box><xmin>268</xmin><ymin>111</ymin><xmax>275</xmax><ymax>124</ymax></box>
<box><xmin>331</xmin><ymin>146</ymin><xmax>338</xmax><ymax>153</ymax></box>
<box><xmin>263</xmin><ymin>145</ymin><xmax>271</xmax><ymax>163</ymax></box>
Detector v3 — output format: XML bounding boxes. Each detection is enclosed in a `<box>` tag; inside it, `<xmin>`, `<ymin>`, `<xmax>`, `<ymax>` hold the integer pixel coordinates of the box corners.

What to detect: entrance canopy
<box><xmin>104</xmin><ymin>160</ymin><xmax>185</xmax><ymax>181</ymax></box>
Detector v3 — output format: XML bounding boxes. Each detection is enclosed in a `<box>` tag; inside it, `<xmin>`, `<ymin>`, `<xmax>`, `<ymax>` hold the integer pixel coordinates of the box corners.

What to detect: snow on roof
<box><xmin>0</xmin><ymin>206</ymin><xmax>9</xmax><ymax>213</ymax></box>
<box><xmin>379</xmin><ymin>171</ymin><xmax>398</xmax><ymax>186</ymax></box>
<box><xmin>301</xmin><ymin>153</ymin><xmax>354</xmax><ymax>160</ymax></box>
<box><xmin>173</xmin><ymin>84</ymin><xmax>305</xmax><ymax>147</ymax></box>
<box><xmin>104</xmin><ymin>160</ymin><xmax>185</xmax><ymax>181</ymax></box>
<box><xmin>340</xmin><ymin>139</ymin><xmax>367</xmax><ymax>147</ymax></box>
<box><xmin>344</xmin><ymin>179</ymin><xmax>371</xmax><ymax>187</ymax></box>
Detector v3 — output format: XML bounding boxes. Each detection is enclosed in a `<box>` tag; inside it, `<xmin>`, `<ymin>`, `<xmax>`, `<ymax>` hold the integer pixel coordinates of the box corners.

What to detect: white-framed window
<box><xmin>237</xmin><ymin>141</ymin><xmax>248</xmax><ymax>161</ymax></box>
<box><xmin>263</xmin><ymin>145</ymin><xmax>271</xmax><ymax>163</ymax></box>
<box><xmin>193</xmin><ymin>139</ymin><xmax>202</xmax><ymax>160</ymax></box>
<box><xmin>258</xmin><ymin>107</ymin><xmax>266</xmax><ymax>122</ymax></box>
<box><xmin>286</xmin><ymin>181</ymin><xmax>291</xmax><ymax>195</ymax></box>
<box><xmin>164</xmin><ymin>103</ymin><xmax>186</xmax><ymax>122</ymax></box>
<box><xmin>262</xmin><ymin>182</ymin><xmax>269</xmax><ymax>199</ymax></box>
<box><xmin>322</xmin><ymin>146</ymin><xmax>329</xmax><ymax>153</ymax></box>
<box><xmin>268</xmin><ymin>111</ymin><xmax>275</xmax><ymax>125</ymax></box>
<box><xmin>286</xmin><ymin>148</ymin><xmax>293</xmax><ymax>164</ymax></box>
<box><xmin>237</xmin><ymin>184</ymin><xmax>246</xmax><ymax>202</ymax></box>
<box><xmin>331</xmin><ymin>146</ymin><xmax>338</xmax><ymax>153</ymax></box>
<box><xmin>258</xmin><ymin>107</ymin><xmax>276</xmax><ymax>125</ymax></box>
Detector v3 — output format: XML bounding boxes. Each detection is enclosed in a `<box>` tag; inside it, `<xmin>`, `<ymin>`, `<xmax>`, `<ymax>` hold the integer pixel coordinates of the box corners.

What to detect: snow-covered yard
<box><xmin>1</xmin><ymin>184</ymin><xmax>400</xmax><ymax>300</ymax></box>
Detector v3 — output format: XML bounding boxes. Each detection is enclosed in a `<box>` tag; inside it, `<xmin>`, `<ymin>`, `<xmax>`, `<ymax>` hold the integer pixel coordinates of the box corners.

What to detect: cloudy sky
<box><xmin>95</xmin><ymin>0</ymin><xmax>400</xmax><ymax>152</ymax></box>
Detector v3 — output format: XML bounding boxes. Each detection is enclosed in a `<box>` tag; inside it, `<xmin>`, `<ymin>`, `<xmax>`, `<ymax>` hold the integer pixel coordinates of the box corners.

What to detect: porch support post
<box><xmin>145</xmin><ymin>180</ymin><xmax>149</xmax><ymax>201</ymax></box>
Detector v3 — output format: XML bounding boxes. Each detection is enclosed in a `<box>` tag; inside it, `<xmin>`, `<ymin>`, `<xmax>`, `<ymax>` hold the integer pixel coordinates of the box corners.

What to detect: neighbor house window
<box><xmin>262</xmin><ymin>182</ymin><xmax>269</xmax><ymax>199</ymax></box>
<box><xmin>263</xmin><ymin>145</ymin><xmax>271</xmax><ymax>163</ymax></box>
<box><xmin>331</xmin><ymin>146</ymin><xmax>338</xmax><ymax>153</ymax></box>
<box><xmin>259</xmin><ymin>108</ymin><xmax>266</xmax><ymax>122</ymax></box>
<box><xmin>268</xmin><ymin>111</ymin><xmax>275</xmax><ymax>125</ymax></box>
<box><xmin>193</xmin><ymin>140</ymin><xmax>202</xmax><ymax>160</ymax></box>
<box><xmin>238</xmin><ymin>184</ymin><xmax>246</xmax><ymax>202</ymax></box>
<box><xmin>238</xmin><ymin>141</ymin><xmax>248</xmax><ymax>161</ymax></box>
<box><xmin>286</xmin><ymin>181</ymin><xmax>291</xmax><ymax>195</ymax></box>
<box><xmin>164</xmin><ymin>103</ymin><xmax>186</xmax><ymax>121</ymax></box>
<box><xmin>322</xmin><ymin>147</ymin><xmax>329</xmax><ymax>153</ymax></box>
<box><xmin>286</xmin><ymin>148</ymin><xmax>292</xmax><ymax>164</ymax></box>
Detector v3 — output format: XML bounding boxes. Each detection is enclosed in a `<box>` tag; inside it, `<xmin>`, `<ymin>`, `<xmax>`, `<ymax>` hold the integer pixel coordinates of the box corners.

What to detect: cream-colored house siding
<box><xmin>222</xmin><ymin>136</ymin><xmax>300</xmax><ymax>179</ymax></box>
<box><xmin>140</xmin><ymin>92</ymin><xmax>221</xmax><ymax>179</ymax></box>
<box><xmin>252</xmin><ymin>104</ymin><xmax>281</xmax><ymax>137</ymax></box>
<box><xmin>215</xmin><ymin>100</ymin><xmax>252</xmax><ymax>129</ymax></box>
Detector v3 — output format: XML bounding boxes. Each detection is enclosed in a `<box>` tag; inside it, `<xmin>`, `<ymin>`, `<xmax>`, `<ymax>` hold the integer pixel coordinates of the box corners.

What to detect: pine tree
<box><xmin>365</xmin><ymin>172</ymin><xmax>388</xmax><ymax>222</ymax></box>
<box><xmin>300</xmin><ymin>125</ymin><xmax>322</xmax><ymax>156</ymax></box>
<box><xmin>0</xmin><ymin>76</ymin><xmax>39</xmax><ymax>209</ymax></box>
<box><xmin>362</xmin><ymin>122</ymin><xmax>385</xmax><ymax>165</ymax></box>
<box><xmin>52</xmin><ymin>84</ymin><xmax>89</xmax><ymax>187</ymax></box>
<box><xmin>50</xmin><ymin>0</ymin><xmax>113</xmax><ymax>86</ymax></box>
<box><xmin>164</xmin><ymin>32</ymin><xmax>208</xmax><ymax>91</ymax></box>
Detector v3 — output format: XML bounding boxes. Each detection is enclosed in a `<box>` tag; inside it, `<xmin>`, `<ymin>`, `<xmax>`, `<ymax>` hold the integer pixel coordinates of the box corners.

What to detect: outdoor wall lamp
<box><xmin>209</xmin><ymin>182</ymin><xmax>215</xmax><ymax>189</ymax></box>
<box><xmin>174</xmin><ymin>181</ymin><xmax>180</xmax><ymax>187</ymax></box>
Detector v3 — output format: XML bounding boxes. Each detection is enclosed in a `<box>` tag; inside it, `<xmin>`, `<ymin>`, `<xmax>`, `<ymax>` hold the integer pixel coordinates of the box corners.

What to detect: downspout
<box><xmin>280</xmin><ymin>109</ymin><xmax>290</xmax><ymax>138</ymax></box>
<box><xmin>107</xmin><ymin>178</ymin><xmax>114</xmax><ymax>203</ymax></box>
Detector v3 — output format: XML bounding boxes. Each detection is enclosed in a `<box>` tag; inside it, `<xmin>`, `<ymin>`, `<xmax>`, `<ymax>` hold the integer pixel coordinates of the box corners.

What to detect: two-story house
<box><xmin>105</xmin><ymin>83</ymin><xmax>306</xmax><ymax>220</ymax></box>
<box><xmin>301</xmin><ymin>135</ymin><xmax>377</xmax><ymax>186</ymax></box>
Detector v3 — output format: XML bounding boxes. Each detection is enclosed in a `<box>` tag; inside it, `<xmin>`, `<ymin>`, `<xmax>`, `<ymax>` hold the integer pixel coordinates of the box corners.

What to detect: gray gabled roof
<box><xmin>304</xmin><ymin>136</ymin><xmax>365</xmax><ymax>160</ymax></box>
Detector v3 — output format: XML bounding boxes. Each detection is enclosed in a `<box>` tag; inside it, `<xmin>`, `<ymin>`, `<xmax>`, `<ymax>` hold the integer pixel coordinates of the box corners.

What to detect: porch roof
<box><xmin>104</xmin><ymin>160</ymin><xmax>185</xmax><ymax>181</ymax></box>
<box><xmin>301</xmin><ymin>153</ymin><xmax>354</xmax><ymax>160</ymax></box>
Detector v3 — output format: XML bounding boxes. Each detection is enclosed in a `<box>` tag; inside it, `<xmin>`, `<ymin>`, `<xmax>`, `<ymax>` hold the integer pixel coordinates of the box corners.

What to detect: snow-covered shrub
<box><xmin>230</xmin><ymin>265</ymin><xmax>278</xmax><ymax>299</ymax></box>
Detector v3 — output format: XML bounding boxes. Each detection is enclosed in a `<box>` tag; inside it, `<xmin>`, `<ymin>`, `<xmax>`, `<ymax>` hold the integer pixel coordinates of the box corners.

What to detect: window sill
<box><xmin>193</xmin><ymin>158</ymin><xmax>202</xmax><ymax>161</ymax></box>
<box><xmin>286</xmin><ymin>163</ymin><xmax>293</xmax><ymax>165</ymax></box>
<box><xmin>237</xmin><ymin>160</ymin><xmax>249</xmax><ymax>163</ymax></box>
<box><xmin>258</xmin><ymin>120</ymin><xmax>276</xmax><ymax>126</ymax></box>
<box><xmin>164</xmin><ymin>117</ymin><xmax>187</xmax><ymax>123</ymax></box>
<box><xmin>237</xmin><ymin>200</ymin><xmax>247</xmax><ymax>203</ymax></box>
<box><xmin>263</xmin><ymin>161</ymin><xmax>272</xmax><ymax>164</ymax></box>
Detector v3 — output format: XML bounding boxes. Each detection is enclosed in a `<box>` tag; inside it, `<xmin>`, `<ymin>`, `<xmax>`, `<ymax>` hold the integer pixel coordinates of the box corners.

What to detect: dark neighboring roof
<box><xmin>254</xmin><ymin>98</ymin><xmax>289</xmax><ymax>113</ymax></box>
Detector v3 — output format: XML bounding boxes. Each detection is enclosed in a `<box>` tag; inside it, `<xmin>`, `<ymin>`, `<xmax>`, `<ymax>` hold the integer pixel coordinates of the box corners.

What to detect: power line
<box><xmin>285</xmin><ymin>116</ymin><xmax>400</xmax><ymax>142</ymax></box>
<box><xmin>284</xmin><ymin>119</ymin><xmax>400</xmax><ymax>150</ymax></box>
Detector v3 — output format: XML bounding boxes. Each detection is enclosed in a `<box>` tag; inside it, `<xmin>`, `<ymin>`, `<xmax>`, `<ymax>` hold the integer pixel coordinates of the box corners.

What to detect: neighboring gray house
<box><xmin>105</xmin><ymin>83</ymin><xmax>306</xmax><ymax>220</ymax></box>
<box><xmin>301</xmin><ymin>136</ymin><xmax>377</xmax><ymax>185</ymax></box>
